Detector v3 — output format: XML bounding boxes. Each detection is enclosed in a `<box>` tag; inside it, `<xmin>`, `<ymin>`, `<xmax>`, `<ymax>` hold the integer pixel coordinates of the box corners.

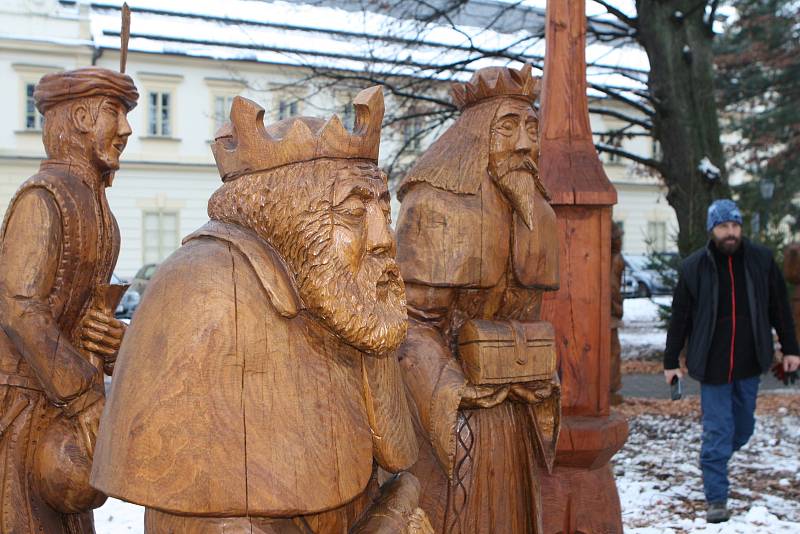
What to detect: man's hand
<box><xmin>459</xmin><ymin>384</ymin><xmax>510</xmax><ymax>409</ymax></box>
<box><xmin>80</xmin><ymin>308</ymin><xmax>125</xmax><ymax>372</ymax></box>
<box><xmin>783</xmin><ymin>355</ymin><xmax>800</xmax><ymax>373</ymax></box>
<box><xmin>664</xmin><ymin>368</ymin><xmax>683</xmax><ymax>385</ymax></box>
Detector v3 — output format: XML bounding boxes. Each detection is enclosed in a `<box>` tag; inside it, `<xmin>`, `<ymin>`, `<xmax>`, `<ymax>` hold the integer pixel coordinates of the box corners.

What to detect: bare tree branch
<box><xmin>591</xmin><ymin>0</ymin><xmax>637</xmax><ymax>29</ymax></box>
<box><xmin>589</xmin><ymin>106</ymin><xmax>653</xmax><ymax>130</ymax></box>
<box><xmin>596</xmin><ymin>143</ymin><xmax>662</xmax><ymax>171</ymax></box>
<box><xmin>588</xmin><ymin>83</ymin><xmax>654</xmax><ymax>116</ymax></box>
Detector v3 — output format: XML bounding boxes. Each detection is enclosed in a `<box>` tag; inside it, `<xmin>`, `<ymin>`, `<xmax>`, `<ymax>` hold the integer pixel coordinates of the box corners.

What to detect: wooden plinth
<box><xmin>539</xmin><ymin>463</ymin><xmax>624</xmax><ymax>534</ymax></box>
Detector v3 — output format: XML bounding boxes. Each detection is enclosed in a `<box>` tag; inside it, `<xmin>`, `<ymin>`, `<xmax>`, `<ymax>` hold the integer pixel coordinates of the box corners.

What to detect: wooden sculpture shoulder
<box><xmin>91</xmin><ymin>220</ymin><xmax>374</xmax><ymax>517</ymax></box>
<box><xmin>396</xmin><ymin>176</ymin><xmax>558</xmax><ymax>291</ymax></box>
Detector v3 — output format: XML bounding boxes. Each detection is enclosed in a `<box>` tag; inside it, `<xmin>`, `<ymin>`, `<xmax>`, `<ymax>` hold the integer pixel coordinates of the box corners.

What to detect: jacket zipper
<box><xmin>728</xmin><ymin>256</ymin><xmax>736</xmax><ymax>383</ymax></box>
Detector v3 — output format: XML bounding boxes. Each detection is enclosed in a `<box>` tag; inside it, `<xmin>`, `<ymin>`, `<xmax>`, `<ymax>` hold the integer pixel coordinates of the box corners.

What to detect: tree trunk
<box><xmin>636</xmin><ymin>0</ymin><xmax>729</xmax><ymax>255</ymax></box>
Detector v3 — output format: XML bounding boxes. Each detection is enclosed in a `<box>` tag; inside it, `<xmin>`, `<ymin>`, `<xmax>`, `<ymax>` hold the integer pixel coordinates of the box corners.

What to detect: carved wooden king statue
<box><xmin>395</xmin><ymin>65</ymin><xmax>561</xmax><ymax>533</ymax></box>
<box><xmin>0</xmin><ymin>67</ymin><xmax>137</xmax><ymax>533</ymax></box>
<box><xmin>91</xmin><ymin>86</ymin><xmax>431</xmax><ymax>533</ymax></box>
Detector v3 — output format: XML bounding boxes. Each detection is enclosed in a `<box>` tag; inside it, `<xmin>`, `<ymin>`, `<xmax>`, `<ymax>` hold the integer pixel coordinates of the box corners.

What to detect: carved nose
<box><xmin>515</xmin><ymin>125</ymin><xmax>534</xmax><ymax>153</ymax></box>
<box><xmin>366</xmin><ymin>205</ymin><xmax>395</xmax><ymax>257</ymax></box>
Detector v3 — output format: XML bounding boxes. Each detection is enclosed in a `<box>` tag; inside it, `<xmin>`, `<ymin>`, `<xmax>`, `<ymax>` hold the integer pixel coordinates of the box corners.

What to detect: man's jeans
<box><xmin>700</xmin><ymin>375</ymin><xmax>760</xmax><ymax>503</ymax></box>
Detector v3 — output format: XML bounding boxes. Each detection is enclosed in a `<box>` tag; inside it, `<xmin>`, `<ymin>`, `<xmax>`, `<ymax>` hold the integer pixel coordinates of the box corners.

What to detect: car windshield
<box><xmin>625</xmin><ymin>255</ymin><xmax>650</xmax><ymax>271</ymax></box>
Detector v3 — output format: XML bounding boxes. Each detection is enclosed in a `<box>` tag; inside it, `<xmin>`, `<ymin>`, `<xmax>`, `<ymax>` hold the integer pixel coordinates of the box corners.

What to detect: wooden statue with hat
<box><xmin>0</xmin><ymin>5</ymin><xmax>137</xmax><ymax>533</ymax></box>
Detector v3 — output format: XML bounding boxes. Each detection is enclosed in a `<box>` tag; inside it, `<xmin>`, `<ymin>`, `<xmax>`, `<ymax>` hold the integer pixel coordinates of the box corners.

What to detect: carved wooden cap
<box><xmin>451</xmin><ymin>64</ymin><xmax>540</xmax><ymax>110</ymax></box>
<box><xmin>211</xmin><ymin>86</ymin><xmax>384</xmax><ymax>182</ymax></box>
<box><xmin>34</xmin><ymin>67</ymin><xmax>139</xmax><ymax>114</ymax></box>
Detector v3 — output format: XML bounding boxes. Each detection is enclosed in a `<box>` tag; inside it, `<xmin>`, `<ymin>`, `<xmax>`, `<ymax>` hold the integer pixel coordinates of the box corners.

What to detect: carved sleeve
<box><xmin>0</xmin><ymin>189</ymin><xmax>100</xmax><ymax>412</ymax></box>
<box><xmin>398</xmin><ymin>282</ymin><xmax>466</xmax><ymax>478</ymax></box>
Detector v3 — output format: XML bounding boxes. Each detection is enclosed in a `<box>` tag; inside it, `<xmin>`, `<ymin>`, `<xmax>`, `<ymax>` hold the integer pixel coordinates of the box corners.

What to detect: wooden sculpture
<box><xmin>610</xmin><ymin>223</ymin><xmax>624</xmax><ymax>405</ymax></box>
<box><xmin>537</xmin><ymin>1</ymin><xmax>628</xmax><ymax>532</ymax></box>
<box><xmin>91</xmin><ymin>86</ymin><xmax>432</xmax><ymax>534</ymax></box>
<box><xmin>0</xmin><ymin>67</ymin><xmax>137</xmax><ymax>533</ymax></box>
<box><xmin>394</xmin><ymin>64</ymin><xmax>561</xmax><ymax>534</ymax></box>
<box><xmin>783</xmin><ymin>242</ymin><xmax>800</xmax><ymax>342</ymax></box>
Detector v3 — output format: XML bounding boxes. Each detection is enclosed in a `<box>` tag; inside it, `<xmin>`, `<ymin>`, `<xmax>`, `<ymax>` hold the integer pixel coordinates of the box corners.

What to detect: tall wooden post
<box><xmin>539</xmin><ymin>1</ymin><xmax>628</xmax><ymax>532</ymax></box>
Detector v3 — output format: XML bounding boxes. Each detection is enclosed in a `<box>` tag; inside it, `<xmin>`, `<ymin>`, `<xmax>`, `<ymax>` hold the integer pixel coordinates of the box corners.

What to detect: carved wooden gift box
<box><xmin>457</xmin><ymin>320</ymin><xmax>556</xmax><ymax>385</ymax></box>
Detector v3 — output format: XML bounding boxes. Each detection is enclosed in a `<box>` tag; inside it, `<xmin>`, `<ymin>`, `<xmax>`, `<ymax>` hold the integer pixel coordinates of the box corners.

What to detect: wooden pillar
<box><xmin>538</xmin><ymin>1</ymin><xmax>628</xmax><ymax>532</ymax></box>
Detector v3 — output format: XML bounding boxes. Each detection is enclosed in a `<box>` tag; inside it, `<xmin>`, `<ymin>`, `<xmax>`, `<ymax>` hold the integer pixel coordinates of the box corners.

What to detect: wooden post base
<box><xmin>539</xmin><ymin>463</ymin><xmax>624</xmax><ymax>534</ymax></box>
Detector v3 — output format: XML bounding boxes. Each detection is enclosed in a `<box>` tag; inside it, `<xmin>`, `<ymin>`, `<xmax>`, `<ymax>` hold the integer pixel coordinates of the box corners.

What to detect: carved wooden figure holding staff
<box><xmin>0</xmin><ymin>67</ymin><xmax>137</xmax><ymax>533</ymax></box>
<box><xmin>91</xmin><ymin>86</ymin><xmax>431</xmax><ymax>534</ymax></box>
<box><xmin>395</xmin><ymin>65</ymin><xmax>561</xmax><ymax>534</ymax></box>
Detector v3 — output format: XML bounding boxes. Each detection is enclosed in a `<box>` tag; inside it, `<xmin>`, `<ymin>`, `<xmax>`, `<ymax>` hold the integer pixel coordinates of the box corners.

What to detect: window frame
<box><xmin>13</xmin><ymin>64</ymin><xmax>62</xmax><ymax>133</ymax></box>
<box><xmin>141</xmin><ymin>208</ymin><xmax>181</xmax><ymax>265</ymax></box>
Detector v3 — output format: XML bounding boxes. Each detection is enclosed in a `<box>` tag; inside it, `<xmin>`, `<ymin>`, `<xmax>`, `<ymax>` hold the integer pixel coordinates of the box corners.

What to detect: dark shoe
<box><xmin>707</xmin><ymin>501</ymin><xmax>730</xmax><ymax>523</ymax></box>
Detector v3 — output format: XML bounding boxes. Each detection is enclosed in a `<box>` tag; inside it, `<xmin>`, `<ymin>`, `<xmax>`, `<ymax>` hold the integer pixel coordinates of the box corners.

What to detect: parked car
<box><xmin>111</xmin><ymin>264</ymin><xmax>159</xmax><ymax>319</ymax></box>
<box><xmin>622</xmin><ymin>253</ymin><xmax>677</xmax><ymax>298</ymax></box>
<box><xmin>111</xmin><ymin>273</ymin><xmax>140</xmax><ymax>319</ymax></box>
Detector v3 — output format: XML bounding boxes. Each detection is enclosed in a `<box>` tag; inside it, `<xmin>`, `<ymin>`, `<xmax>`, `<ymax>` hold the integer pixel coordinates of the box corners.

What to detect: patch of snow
<box><xmin>698</xmin><ymin>157</ymin><xmax>721</xmax><ymax>181</ymax></box>
<box><xmin>95</xmin><ymin>498</ymin><xmax>144</xmax><ymax>533</ymax></box>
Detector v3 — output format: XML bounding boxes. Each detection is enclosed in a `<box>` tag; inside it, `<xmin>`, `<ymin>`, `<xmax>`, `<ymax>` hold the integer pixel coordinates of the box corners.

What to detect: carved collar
<box><xmin>40</xmin><ymin>159</ymin><xmax>107</xmax><ymax>190</ymax></box>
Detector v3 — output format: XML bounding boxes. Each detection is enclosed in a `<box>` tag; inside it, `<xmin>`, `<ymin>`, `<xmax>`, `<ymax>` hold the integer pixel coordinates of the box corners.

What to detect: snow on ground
<box><xmin>617</xmin><ymin>404</ymin><xmax>800</xmax><ymax>533</ymax></box>
<box><xmin>620</xmin><ymin>296</ymin><xmax>671</xmax><ymax>360</ymax></box>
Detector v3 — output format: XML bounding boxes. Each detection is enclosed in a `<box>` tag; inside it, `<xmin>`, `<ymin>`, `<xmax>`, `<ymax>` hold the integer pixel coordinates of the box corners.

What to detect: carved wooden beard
<box><xmin>208</xmin><ymin>163</ymin><xmax>407</xmax><ymax>356</ymax></box>
<box><xmin>490</xmin><ymin>154</ymin><xmax>539</xmax><ymax>230</ymax></box>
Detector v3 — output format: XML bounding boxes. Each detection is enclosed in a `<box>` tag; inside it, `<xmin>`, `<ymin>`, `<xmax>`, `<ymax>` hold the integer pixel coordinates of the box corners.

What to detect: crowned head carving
<box><xmin>399</xmin><ymin>65</ymin><xmax>547</xmax><ymax>229</ymax></box>
<box><xmin>451</xmin><ymin>63</ymin><xmax>540</xmax><ymax>110</ymax></box>
<box><xmin>208</xmin><ymin>86</ymin><xmax>406</xmax><ymax>356</ymax></box>
<box><xmin>211</xmin><ymin>86</ymin><xmax>384</xmax><ymax>182</ymax></box>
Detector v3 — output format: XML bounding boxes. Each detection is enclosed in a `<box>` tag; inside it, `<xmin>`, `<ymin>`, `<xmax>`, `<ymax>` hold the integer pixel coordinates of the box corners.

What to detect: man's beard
<box><xmin>492</xmin><ymin>154</ymin><xmax>541</xmax><ymax>229</ymax></box>
<box><xmin>296</xmin><ymin>245</ymin><xmax>407</xmax><ymax>357</ymax></box>
<box><xmin>714</xmin><ymin>235</ymin><xmax>742</xmax><ymax>255</ymax></box>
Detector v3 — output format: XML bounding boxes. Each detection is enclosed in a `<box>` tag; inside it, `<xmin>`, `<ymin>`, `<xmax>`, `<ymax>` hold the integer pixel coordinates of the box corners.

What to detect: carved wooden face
<box><xmin>89</xmin><ymin>98</ymin><xmax>132</xmax><ymax>173</ymax></box>
<box><xmin>331</xmin><ymin>167</ymin><xmax>395</xmax><ymax>282</ymax></box>
<box><xmin>207</xmin><ymin>160</ymin><xmax>407</xmax><ymax>356</ymax></box>
<box><xmin>488</xmin><ymin>99</ymin><xmax>539</xmax><ymax>179</ymax></box>
<box><xmin>487</xmin><ymin>100</ymin><xmax>540</xmax><ymax>228</ymax></box>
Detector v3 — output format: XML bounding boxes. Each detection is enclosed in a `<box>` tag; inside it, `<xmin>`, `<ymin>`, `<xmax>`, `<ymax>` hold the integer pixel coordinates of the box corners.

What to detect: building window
<box><xmin>651</xmin><ymin>138</ymin><xmax>662</xmax><ymax>160</ymax></box>
<box><xmin>142</xmin><ymin>210</ymin><xmax>179</xmax><ymax>264</ymax></box>
<box><xmin>213</xmin><ymin>94</ymin><xmax>236</xmax><ymax>131</ymax></box>
<box><xmin>277</xmin><ymin>98</ymin><xmax>299</xmax><ymax>121</ymax></box>
<box><xmin>647</xmin><ymin>221</ymin><xmax>667</xmax><ymax>252</ymax></box>
<box><xmin>601</xmin><ymin>134</ymin><xmax>622</xmax><ymax>164</ymax></box>
<box><xmin>24</xmin><ymin>83</ymin><xmax>44</xmax><ymax>130</ymax></box>
<box><xmin>148</xmin><ymin>91</ymin><xmax>172</xmax><ymax>136</ymax></box>
<box><xmin>403</xmin><ymin>119</ymin><xmax>423</xmax><ymax>151</ymax></box>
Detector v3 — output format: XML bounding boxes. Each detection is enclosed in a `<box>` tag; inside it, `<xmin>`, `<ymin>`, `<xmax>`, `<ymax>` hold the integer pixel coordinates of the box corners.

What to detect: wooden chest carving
<box><xmin>457</xmin><ymin>319</ymin><xmax>556</xmax><ymax>385</ymax></box>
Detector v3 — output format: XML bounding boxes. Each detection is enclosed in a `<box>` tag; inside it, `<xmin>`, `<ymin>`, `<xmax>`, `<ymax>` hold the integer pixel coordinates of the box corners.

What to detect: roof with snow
<box><xmin>60</xmin><ymin>0</ymin><xmax>649</xmax><ymax>96</ymax></box>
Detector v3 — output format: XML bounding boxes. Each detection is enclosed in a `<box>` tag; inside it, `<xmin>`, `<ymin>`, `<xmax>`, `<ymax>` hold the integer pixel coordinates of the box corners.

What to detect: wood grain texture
<box><xmin>537</xmin><ymin>1</ymin><xmax>626</xmax><ymax>531</ymax></box>
<box><xmin>396</xmin><ymin>65</ymin><xmax>561</xmax><ymax>534</ymax></box>
<box><xmin>0</xmin><ymin>67</ymin><xmax>136</xmax><ymax>533</ymax></box>
<box><xmin>92</xmin><ymin>87</ymin><xmax>429</xmax><ymax>533</ymax></box>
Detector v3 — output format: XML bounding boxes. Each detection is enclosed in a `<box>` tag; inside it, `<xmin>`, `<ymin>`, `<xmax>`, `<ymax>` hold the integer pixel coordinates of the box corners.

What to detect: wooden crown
<box><xmin>451</xmin><ymin>64</ymin><xmax>540</xmax><ymax>110</ymax></box>
<box><xmin>211</xmin><ymin>86</ymin><xmax>384</xmax><ymax>182</ymax></box>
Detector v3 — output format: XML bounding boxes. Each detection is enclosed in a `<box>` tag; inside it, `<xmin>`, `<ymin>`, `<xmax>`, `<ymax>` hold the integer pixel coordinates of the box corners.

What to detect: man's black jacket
<box><xmin>664</xmin><ymin>238</ymin><xmax>799</xmax><ymax>383</ymax></box>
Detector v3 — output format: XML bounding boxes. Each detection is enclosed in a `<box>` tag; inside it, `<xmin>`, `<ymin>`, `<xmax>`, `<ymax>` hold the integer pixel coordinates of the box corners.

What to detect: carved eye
<box><xmin>336</xmin><ymin>197</ymin><xmax>367</xmax><ymax>219</ymax></box>
<box><xmin>495</xmin><ymin>118</ymin><xmax>516</xmax><ymax>135</ymax></box>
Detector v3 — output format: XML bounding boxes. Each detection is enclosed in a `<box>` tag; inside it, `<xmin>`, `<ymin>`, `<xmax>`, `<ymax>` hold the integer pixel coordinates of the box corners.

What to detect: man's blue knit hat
<box><xmin>707</xmin><ymin>199</ymin><xmax>743</xmax><ymax>232</ymax></box>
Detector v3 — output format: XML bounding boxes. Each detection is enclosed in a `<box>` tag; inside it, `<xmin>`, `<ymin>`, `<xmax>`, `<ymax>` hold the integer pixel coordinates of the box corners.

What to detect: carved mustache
<box><xmin>497</xmin><ymin>154</ymin><xmax>538</xmax><ymax>177</ymax></box>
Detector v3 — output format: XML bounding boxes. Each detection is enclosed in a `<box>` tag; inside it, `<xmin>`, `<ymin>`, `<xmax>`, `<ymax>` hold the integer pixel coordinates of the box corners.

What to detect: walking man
<box><xmin>664</xmin><ymin>199</ymin><xmax>800</xmax><ymax>523</ymax></box>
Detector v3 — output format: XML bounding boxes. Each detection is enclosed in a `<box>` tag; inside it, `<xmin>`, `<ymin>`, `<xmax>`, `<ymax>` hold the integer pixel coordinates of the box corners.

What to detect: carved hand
<box><xmin>80</xmin><ymin>308</ymin><xmax>126</xmax><ymax>372</ymax></box>
<box><xmin>459</xmin><ymin>384</ymin><xmax>510</xmax><ymax>409</ymax></box>
<box><xmin>508</xmin><ymin>381</ymin><xmax>560</xmax><ymax>404</ymax></box>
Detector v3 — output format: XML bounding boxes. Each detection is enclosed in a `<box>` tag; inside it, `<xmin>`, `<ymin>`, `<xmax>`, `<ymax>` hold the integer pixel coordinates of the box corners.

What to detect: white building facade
<box><xmin>0</xmin><ymin>0</ymin><xmax>677</xmax><ymax>279</ymax></box>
